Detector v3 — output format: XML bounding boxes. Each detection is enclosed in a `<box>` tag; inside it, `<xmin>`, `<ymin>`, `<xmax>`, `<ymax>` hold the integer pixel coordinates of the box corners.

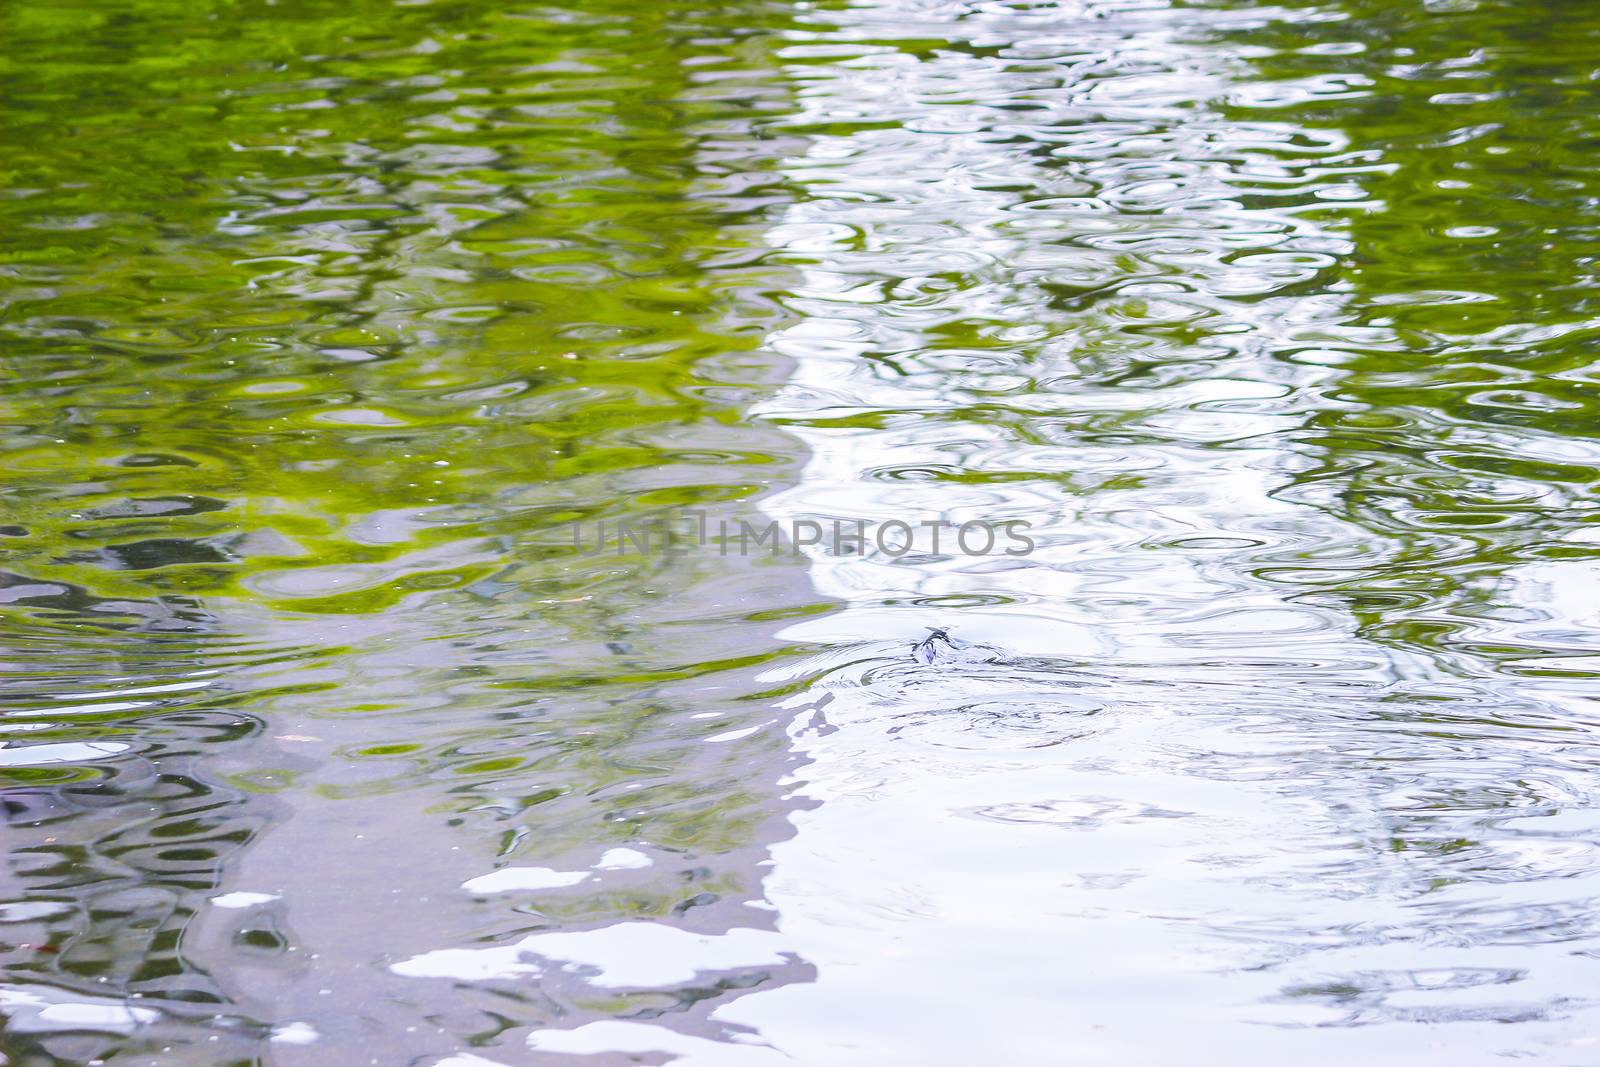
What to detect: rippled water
<box><xmin>4</xmin><ymin>0</ymin><xmax>1600</xmax><ymax>1062</ymax></box>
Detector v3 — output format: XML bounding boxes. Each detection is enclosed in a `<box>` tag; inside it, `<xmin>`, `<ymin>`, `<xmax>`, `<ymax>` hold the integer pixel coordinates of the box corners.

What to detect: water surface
<box><xmin>4</xmin><ymin>0</ymin><xmax>1600</xmax><ymax>1063</ymax></box>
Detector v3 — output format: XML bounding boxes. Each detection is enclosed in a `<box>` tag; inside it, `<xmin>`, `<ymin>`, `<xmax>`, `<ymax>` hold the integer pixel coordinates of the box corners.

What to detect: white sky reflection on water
<box><xmin>396</xmin><ymin>922</ymin><xmax>793</xmax><ymax>987</ymax></box>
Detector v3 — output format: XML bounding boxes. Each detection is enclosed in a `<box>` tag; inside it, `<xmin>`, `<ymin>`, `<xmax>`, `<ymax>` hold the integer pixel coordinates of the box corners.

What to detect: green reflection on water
<box><xmin>1</xmin><ymin>0</ymin><xmax>800</xmax><ymax>613</ymax></box>
<box><xmin>1216</xmin><ymin>0</ymin><xmax>1600</xmax><ymax>668</ymax></box>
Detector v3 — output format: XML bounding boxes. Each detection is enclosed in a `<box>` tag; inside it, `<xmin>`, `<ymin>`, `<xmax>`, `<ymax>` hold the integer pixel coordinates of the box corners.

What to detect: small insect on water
<box><xmin>911</xmin><ymin>627</ymin><xmax>959</xmax><ymax>665</ymax></box>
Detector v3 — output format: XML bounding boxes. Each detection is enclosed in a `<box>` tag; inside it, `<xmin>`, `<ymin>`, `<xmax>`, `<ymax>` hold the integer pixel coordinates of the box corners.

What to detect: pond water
<box><xmin>4</xmin><ymin>0</ymin><xmax>1600</xmax><ymax>1063</ymax></box>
